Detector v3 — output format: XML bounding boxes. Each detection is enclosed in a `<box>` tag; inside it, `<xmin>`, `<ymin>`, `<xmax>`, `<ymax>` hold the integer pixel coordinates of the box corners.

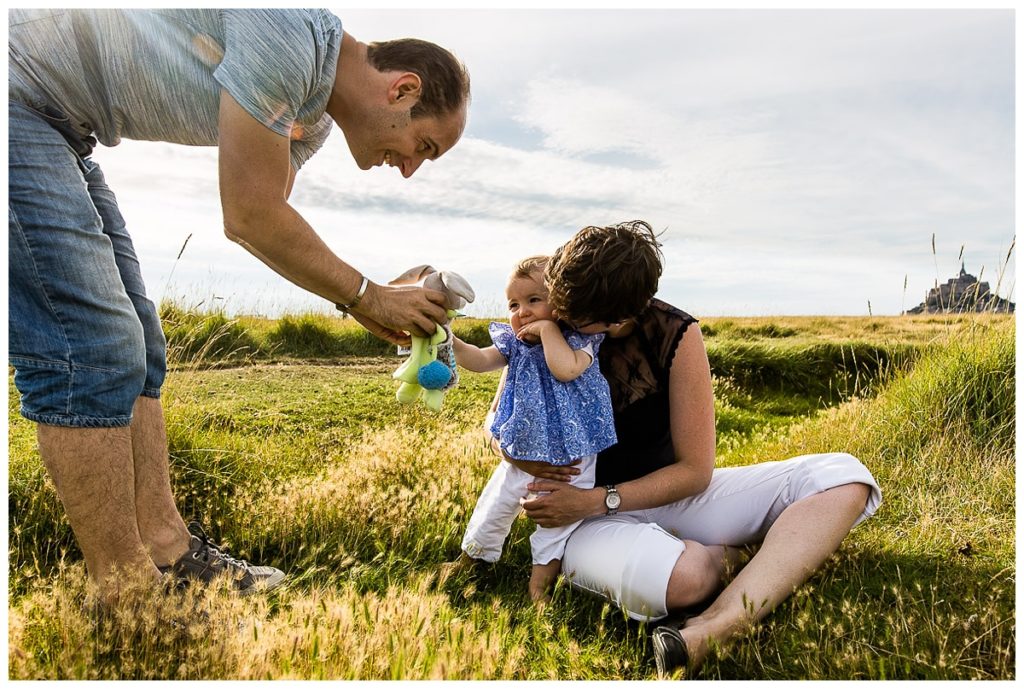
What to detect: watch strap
<box><xmin>604</xmin><ymin>484</ymin><xmax>620</xmax><ymax>515</ymax></box>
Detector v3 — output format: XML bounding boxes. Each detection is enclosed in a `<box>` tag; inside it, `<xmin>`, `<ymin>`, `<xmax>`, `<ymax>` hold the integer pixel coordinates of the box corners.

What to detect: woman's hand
<box><xmin>521</xmin><ymin>480</ymin><xmax>603</xmax><ymax>528</ymax></box>
<box><xmin>505</xmin><ymin>457</ymin><xmax>581</xmax><ymax>482</ymax></box>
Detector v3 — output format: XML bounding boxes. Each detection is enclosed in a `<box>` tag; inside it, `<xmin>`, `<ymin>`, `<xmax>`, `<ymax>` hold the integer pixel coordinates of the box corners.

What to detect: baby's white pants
<box><xmin>561</xmin><ymin>452</ymin><xmax>882</xmax><ymax>621</ymax></box>
<box><xmin>462</xmin><ymin>455</ymin><xmax>597</xmax><ymax>566</ymax></box>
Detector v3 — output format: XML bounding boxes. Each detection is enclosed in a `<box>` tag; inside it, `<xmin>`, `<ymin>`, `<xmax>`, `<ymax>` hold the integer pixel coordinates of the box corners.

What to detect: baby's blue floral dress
<box><xmin>488</xmin><ymin>322</ymin><xmax>617</xmax><ymax>464</ymax></box>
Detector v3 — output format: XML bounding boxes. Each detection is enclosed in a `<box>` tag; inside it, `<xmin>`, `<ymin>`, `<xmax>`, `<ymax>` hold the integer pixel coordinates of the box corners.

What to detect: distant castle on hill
<box><xmin>907</xmin><ymin>264</ymin><xmax>1014</xmax><ymax>314</ymax></box>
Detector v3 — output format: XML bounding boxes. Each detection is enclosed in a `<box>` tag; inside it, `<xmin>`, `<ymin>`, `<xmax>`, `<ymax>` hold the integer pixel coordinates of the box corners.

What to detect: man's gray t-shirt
<box><xmin>8</xmin><ymin>8</ymin><xmax>341</xmax><ymax>170</ymax></box>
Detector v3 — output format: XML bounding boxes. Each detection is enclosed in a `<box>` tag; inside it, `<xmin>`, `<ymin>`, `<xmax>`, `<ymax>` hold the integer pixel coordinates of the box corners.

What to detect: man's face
<box><xmin>348</xmin><ymin>99</ymin><xmax>466</xmax><ymax>179</ymax></box>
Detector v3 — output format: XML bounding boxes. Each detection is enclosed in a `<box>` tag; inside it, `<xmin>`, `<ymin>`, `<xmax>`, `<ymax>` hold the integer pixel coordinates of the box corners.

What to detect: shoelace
<box><xmin>191</xmin><ymin>528</ymin><xmax>252</xmax><ymax>572</ymax></box>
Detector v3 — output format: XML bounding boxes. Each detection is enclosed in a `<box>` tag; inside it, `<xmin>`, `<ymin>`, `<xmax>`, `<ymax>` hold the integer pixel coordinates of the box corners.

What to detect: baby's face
<box><xmin>505</xmin><ymin>270</ymin><xmax>555</xmax><ymax>333</ymax></box>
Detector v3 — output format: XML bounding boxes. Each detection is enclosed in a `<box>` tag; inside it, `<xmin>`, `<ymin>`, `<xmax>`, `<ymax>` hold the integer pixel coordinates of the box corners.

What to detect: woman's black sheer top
<box><xmin>594</xmin><ymin>299</ymin><xmax>697</xmax><ymax>485</ymax></box>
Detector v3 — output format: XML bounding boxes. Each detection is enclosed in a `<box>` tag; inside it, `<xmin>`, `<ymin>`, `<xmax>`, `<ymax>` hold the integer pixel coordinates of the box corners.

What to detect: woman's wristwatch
<box><xmin>604</xmin><ymin>485</ymin><xmax>621</xmax><ymax>515</ymax></box>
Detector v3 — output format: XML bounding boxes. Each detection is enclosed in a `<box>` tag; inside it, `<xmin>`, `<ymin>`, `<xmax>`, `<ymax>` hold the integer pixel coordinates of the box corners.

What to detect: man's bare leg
<box><xmin>129</xmin><ymin>396</ymin><xmax>190</xmax><ymax>567</ymax></box>
<box><xmin>37</xmin><ymin>423</ymin><xmax>159</xmax><ymax>604</ymax></box>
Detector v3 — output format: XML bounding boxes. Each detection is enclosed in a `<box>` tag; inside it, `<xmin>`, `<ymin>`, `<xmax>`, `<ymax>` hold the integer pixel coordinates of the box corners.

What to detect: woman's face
<box><xmin>554</xmin><ymin>316</ymin><xmax>635</xmax><ymax>338</ymax></box>
<box><xmin>505</xmin><ymin>270</ymin><xmax>555</xmax><ymax>332</ymax></box>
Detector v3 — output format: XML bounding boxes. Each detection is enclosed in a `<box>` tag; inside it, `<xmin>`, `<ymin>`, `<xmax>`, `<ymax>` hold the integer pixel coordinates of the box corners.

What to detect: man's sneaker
<box><xmin>159</xmin><ymin>522</ymin><xmax>286</xmax><ymax>595</ymax></box>
<box><xmin>652</xmin><ymin>624</ymin><xmax>690</xmax><ymax>678</ymax></box>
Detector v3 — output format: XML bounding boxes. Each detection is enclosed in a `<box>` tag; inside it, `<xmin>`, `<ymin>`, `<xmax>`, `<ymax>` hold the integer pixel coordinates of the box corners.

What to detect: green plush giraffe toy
<box><xmin>388</xmin><ymin>266</ymin><xmax>475</xmax><ymax>411</ymax></box>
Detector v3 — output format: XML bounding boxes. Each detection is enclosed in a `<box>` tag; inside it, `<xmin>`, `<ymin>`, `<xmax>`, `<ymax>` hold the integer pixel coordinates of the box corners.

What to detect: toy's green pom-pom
<box><xmin>417</xmin><ymin>360</ymin><xmax>452</xmax><ymax>390</ymax></box>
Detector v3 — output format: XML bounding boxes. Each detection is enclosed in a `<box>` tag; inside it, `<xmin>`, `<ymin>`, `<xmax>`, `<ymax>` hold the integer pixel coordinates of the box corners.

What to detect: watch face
<box><xmin>606</xmin><ymin>492</ymin><xmax>621</xmax><ymax>509</ymax></box>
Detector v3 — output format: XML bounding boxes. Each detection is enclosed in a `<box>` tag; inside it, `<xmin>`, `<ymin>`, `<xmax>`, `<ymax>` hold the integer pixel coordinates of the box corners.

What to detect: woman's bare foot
<box><xmin>678</xmin><ymin>624</ymin><xmax>709</xmax><ymax>670</ymax></box>
<box><xmin>653</xmin><ymin>619</ymin><xmax>717</xmax><ymax>678</ymax></box>
<box><xmin>677</xmin><ymin>610</ymin><xmax>757</xmax><ymax>671</ymax></box>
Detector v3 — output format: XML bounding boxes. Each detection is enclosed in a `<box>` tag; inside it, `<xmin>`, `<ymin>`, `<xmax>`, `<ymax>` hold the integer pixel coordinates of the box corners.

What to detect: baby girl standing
<box><xmin>450</xmin><ymin>255</ymin><xmax>616</xmax><ymax>601</ymax></box>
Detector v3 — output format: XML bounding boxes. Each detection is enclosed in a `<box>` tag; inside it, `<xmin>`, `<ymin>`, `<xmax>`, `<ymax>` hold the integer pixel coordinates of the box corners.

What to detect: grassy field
<box><xmin>7</xmin><ymin>309</ymin><xmax>1015</xmax><ymax>680</ymax></box>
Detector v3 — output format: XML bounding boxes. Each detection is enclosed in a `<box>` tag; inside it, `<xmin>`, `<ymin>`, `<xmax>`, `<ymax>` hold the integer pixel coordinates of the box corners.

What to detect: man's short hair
<box><xmin>546</xmin><ymin>220</ymin><xmax>663</xmax><ymax>325</ymax></box>
<box><xmin>366</xmin><ymin>38</ymin><xmax>471</xmax><ymax>119</ymax></box>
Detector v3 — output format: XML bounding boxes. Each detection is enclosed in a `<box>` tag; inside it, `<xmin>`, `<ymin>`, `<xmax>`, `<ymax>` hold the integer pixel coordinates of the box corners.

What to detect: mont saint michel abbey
<box><xmin>907</xmin><ymin>265</ymin><xmax>1015</xmax><ymax>314</ymax></box>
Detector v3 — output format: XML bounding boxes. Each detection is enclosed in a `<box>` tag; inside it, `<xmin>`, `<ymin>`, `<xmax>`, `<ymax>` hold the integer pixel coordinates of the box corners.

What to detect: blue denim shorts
<box><xmin>8</xmin><ymin>99</ymin><xmax>167</xmax><ymax>427</ymax></box>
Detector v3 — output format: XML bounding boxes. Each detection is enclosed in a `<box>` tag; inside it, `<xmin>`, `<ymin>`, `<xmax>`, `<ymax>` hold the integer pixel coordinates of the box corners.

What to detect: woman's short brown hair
<box><xmin>545</xmin><ymin>220</ymin><xmax>663</xmax><ymax>324</ymax></box>
<box><xmin>366</xmin><ymin>38</ymin><xmax>471</xmax><ymax>119</ymax></box>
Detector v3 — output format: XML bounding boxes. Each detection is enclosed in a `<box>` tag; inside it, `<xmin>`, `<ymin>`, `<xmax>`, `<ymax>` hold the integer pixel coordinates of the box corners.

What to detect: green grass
<box><xmin>7</xmin><ymin>310</ymin><xmax>1014</xmax><ymax>679</ymax></box>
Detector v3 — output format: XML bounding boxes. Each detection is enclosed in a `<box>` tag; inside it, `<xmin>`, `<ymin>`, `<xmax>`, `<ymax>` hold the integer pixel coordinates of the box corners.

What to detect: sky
<box><xmin>93</xmin><ymin>8</ymin><xmax>1016</xmax><ymax>318</ymax></box>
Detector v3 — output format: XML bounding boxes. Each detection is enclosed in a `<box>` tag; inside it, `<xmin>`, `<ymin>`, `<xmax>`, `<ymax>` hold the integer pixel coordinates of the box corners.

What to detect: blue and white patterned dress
<box><xmin>488</xmin><ymin>322</ymin><xmax>617</xmax><ymax>464</ymax></box>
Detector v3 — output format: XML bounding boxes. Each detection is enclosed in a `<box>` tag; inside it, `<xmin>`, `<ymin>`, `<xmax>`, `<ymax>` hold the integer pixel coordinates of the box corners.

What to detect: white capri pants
<box><xmin>561</xmin><ymin>452</ymin><xmax>882</xmax><ymax>621</ymax></box>
<box><xmin>462</xmin><ymin>454</ymin><xmax>597</xmax><ymax>566</ymax></box>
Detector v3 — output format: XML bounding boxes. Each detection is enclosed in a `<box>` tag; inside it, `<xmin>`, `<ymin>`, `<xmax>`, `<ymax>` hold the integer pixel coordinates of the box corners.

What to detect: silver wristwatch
<box><xmin>604</xmin><ymin>485</ymin><xmax>621</xmax><ymax>515</ymax></box>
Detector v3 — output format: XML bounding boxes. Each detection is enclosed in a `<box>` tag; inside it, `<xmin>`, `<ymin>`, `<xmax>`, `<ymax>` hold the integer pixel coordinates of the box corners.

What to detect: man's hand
<box><xmin>348</xmin><ymin>281</ymin><xmax>448</xmax><ymax>345</ymax></box>
<box><xmin>505</xmin><ymin>456</ymin><xmax>581</xmax><ymax>482</ymax></box>
<box><xmin>346</xmin><ymin>311</ymin><xmax>413</xmax><ymax>347</ymax></box>
<box><xmin>520</xmin><ymin>480</ymin><xmax>602</xmax><ymax>528</ymax></box>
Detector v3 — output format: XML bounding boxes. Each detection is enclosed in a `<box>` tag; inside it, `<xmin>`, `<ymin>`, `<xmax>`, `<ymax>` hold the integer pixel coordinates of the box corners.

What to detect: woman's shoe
<box><xmin>652</xmin><ymin>624</ymin><xmax>689</xmax><ymax>677</ymax></box>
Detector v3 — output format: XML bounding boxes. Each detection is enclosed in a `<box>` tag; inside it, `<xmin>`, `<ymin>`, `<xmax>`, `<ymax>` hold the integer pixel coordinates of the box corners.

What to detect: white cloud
<box><xmin>91</xmin><ymin>9</ymin><xmax>1012</xmax><ymax>317</ymax></box>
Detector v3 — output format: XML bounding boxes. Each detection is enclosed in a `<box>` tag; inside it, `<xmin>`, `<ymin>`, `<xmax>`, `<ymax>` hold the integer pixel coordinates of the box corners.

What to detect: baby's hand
<box><xmin>516</xmin><ymin>319</ymin><xmax>557</xmax><ymax>344</ymax></box>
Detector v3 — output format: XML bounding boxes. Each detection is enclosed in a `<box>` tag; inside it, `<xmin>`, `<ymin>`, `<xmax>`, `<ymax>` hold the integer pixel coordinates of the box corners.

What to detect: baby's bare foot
<box><xmin>437</xmin><ymin>552</ymin><xmax>481</xmax><ymax>586</ymax></box>
<box><xmin>528</xmin><ymin>583</ymin><xmax>551</xmax><ymax>604</ymax></box>
<box><xmin>528</xmin><ymin>560</ymin><xmax>561</xmax><ymax>604</ymax></box>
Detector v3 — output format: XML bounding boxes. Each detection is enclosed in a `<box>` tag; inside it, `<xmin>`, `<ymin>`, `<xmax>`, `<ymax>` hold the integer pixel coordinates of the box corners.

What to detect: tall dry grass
<box><xmin>7</xmin><ymin>313</ymin><xmax>1014</xmax><ymax>679</ymax></box>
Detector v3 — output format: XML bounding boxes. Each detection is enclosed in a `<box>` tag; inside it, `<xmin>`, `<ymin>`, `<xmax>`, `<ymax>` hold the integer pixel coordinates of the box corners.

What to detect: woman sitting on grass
<box><xmin>447</xmin><ymin>255</ymin><xmax>618</xmax><ymax>602</ymax></box>
<box><xmin>514</xmin><ymin>220</ymin><xmax>882</xmax><ymax>677</ymax></box>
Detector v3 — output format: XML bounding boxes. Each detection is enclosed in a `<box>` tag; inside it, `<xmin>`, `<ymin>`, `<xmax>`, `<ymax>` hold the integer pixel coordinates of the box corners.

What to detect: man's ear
<box><xmin>388</xmin><ymin>73</ymin><xmax>422</xmax><ymax>105</ymax></box>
